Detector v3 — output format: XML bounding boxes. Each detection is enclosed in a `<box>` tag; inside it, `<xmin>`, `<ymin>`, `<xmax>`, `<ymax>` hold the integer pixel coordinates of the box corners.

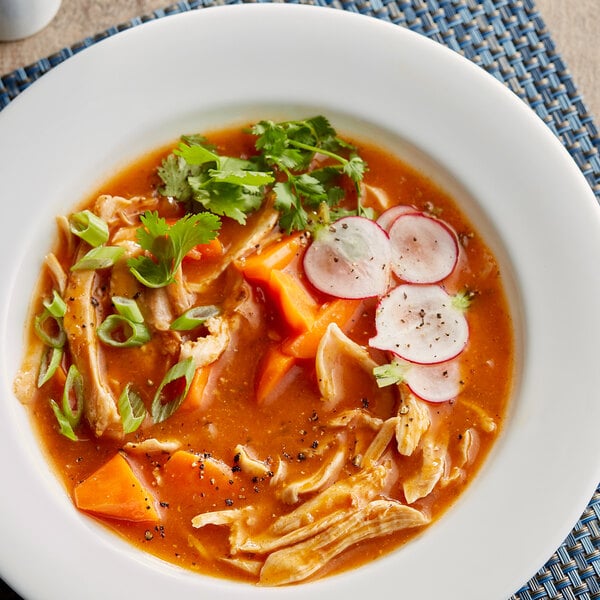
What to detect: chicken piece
<box><xmin>278</xmin><ymin>447</ymin><xmax>347</xmax><ymax>505</ymax></box>
<box><xmin>43</xmin><ymin>253</ymin><xmax>67</xmax><ymax>295</ymax></box>
<box><xmin>123</xmin><ymin>438</ymin><xmax>181</xmax><ymax>454</ymax></box>
<box><xmin>63</xmin><ymin>247</ymin><xmax>122</xmax><ymax>438</ymax></box>
<box><xmin>167</xmin><ymin>264</ymin><xmax>196</xmax><ymax>315</ymax></box>
<box><xmin>396</xmin><ymin>391</ymin><xmax>431</xmax><ymax>456</ymax></box>
<box><xmin>94</xmin><ymin>194</ymin><xmax>158</xmax><ymax>227</ymax></box>
<box><xmin>403</xmin><ymin>431</ymin><xmax>448</xmax><ymax>504</ymax></box>
<box><xmin>237</xmin><ymin>509</ymin><xmax>348</xmax><ymax>555</ymax></box>
<box><xmin>328</xmin><ymin>408</ymin><xmax>384</xmax><ymax>431</ymax></box>
<box><xmin>187</xmin><ymin>205</ymin><xmax>279</xmax><ymax>293</ymax></box>
<box><xmin>259</xmin><ymin>500</ymin><xmax>429</xmax><ymax>585</ymax></box>
<box><xmin>180</xmin><ymin>315</ymin><xmax>232</xmax><ymax>368</ymax></box>
<box><xmin>360</xmin><ymin>417</ymin><xmax>400</xmax><ymax>467</ymax></box>
<box><xmin>234</xmin><ymin>444</ymin><xmax>272</xmax><ymax>478</ymax></box>
<box><xmin>270</xmin><ymin>463</ymin><xmax>389</xmax><ymax>536</ymax></box>
<box><xmin>316</xmin><ymin>323</ymin><xmax>378</xmax><ymax>406</ymax></box>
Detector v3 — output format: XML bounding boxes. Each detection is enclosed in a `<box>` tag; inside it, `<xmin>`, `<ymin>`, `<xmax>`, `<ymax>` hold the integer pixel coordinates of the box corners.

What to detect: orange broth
<box><xmin>18</xmin><ymin>124</ymin><xmax>513</xmax><ymax>584</ymax></box>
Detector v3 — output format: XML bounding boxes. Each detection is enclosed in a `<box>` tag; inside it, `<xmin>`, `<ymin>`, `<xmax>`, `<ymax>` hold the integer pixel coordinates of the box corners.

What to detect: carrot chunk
<box><xmin>74</xmin><ymin>453</ymin><xmax>159</xmax><ymax>522</ymax></box>
<box><xmin>179</xmin><ymin>366</ymin><xmax>212</xmax><ymax>411</ymax></box>
<box><xmin>162</xmin><ymin>450</ymin><xmax>239</xmax><ymax>497</ymax></box>
<box><xmin>282</xmin><ymin>298</ymin><xmax>363</xmax><ymax>359</ymax></box>
<box><xmin>239</xmin><ymin>232</ymin><xmax>304</xmax><ymax>283</ymax></box>
<box><xmin>255</xmin><ymin>346</ymin><xmax>296</xmax><ymax>405</ymax></box>
<box><xmin>267</xmin><ymin>269</ymin><xmax>319</xmax><ymax>333</ymax></box>
<box><xmin>184</xmin><ymin>237</ymin><xmax>224</xmax><ymax>262</ymax></box>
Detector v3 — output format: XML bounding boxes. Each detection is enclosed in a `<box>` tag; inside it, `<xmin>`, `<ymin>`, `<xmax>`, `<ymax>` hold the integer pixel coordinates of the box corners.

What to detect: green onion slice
<box><xmin>71</xmin><ymin>246</ymin><xmax>124</xmax><ymax>271</ymax></box>
<box><xmin>69</xmin><ymin>210</ymin><xmax>109</xmax><ymax>247</ymax></box>
<box><xmin>112</xmin><ymin>296</ymin><xmax>144</xmax><ymax>324</ymax></box>
<box><xmin>170</xmin><ymin>305</ymin><xmax>220</xmax><ymax>331</ymax></box>
<box><xmin>62</xmin><ymin>364</ymin><xmax>84</xmax><ymax>428</ymax></box>
<box><xmin>97</xmin><ymin>314</ymin><xmax>151</xmax><ymax>348</ymax></box>
<box><xmin>118</xmin><ymin>384</ymin><xmax>146</xmax><ymax>434</ymax></box>
<box><xmin>34</xmin><ymin>310</ymin><xmax>66</xmax><ymax>348</ymax></box>
<box><xmin>49</xmin><ymin>399</ymin><xmax>78</xmax><ymax>441</ymax></box>
<box><xmin>151</xmin><ymin>357</ymin><xmax>195</xmax><ymax>424</ymax></box>
<box><xmin>43</xmin><ymin>290</ymin><xmax>67</xmax><ymax>318</ymax></box>
<box><xmin>37</xmin><ymin>346</ymin><xmax>63</xmax><ymax>387</ymax></box>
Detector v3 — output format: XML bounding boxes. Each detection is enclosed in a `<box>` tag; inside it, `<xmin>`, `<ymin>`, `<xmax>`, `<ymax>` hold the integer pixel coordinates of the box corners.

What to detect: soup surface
<box><xmin>15</xmin><ymin>117</ymin><xmax>513</xmax><ymax>585</ymax></box>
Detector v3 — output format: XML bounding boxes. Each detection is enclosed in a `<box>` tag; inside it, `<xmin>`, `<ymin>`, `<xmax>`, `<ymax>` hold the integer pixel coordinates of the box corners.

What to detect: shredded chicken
<box><xmin>180</xmin><ymin>315</ymin><xmax>232</xmax><ymax>368</ymax></box>
<box><xmin>403</xmin><ymin>431</ymin><xmax>448</xmax><ymax>504</ymax></box>
<box><xmin>270</xmin><ymin>463</ymin><xmax>389</xmax><ymax>536</ymax></box>
<box><xmin>188</xmin><ymin>205</ymin><xmax>279</xmax><ymax>293</ymax></box>
<box><xmin>396</xmin><ymin>391</ymin><xmax>431</xmax><ymax>456</ymax></box>
<box><xmin>259</xmin><ymin>500</ymin><xmax>430</xmax><ymax>585</ymax></box>
<box><xmin>316</xmin><ymin>323</ymin><xmax>378</xmax><ymax>406</ymax></box>
<box><xmin>44</xmin><ymin>253</ymin><xmax>67</xmax><ymax>295</ymax></box>
<box><xmin>328</xmin><ymin>408</ymin><xmax>384</xmax><ymax>431</ymax></box>
<box><xmin>278</xmin><ymin>447</ymin><xmax>347</xmax><ymax>504</ymax></box>
<box><xmin>123</xmin><ymin>438</ymin><xmax>181</xmax><ymax>454</ymax></box>
<box><xmin>94</xmin><ymin>194</ymin><xmax>158</xmax><ymax>226</ymax></box>
<box><xmin>62</xmin><ymin>246</ymin><xmax>122</xmax><ymax>438</ymax></box>
<box><xmin>234</xmin><ymin>444</ymin><xmax>272</xmax><ymax>478</ymax></box>
<box><xmin>360</xmin><ymin>417</ymin><xmax>400</xmax><ymax>467</ymax></box>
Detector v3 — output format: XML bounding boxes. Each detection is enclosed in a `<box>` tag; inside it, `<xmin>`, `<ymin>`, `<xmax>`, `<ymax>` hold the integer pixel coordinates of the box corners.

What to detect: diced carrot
<box><xmin>238</xmin><ymin>232</ymin><xmax>304</xmax><ymax>283</ymax></box>
<box><xmin>74</xmin><ymin>453</ymin><xmax>159</xmax><ymax>522</ymax></box>
<box><xmin>184</xmin><ymin>237</ymin><xmax>224</xmax><ymax>262</ymax></box>
<box><xmin>179</xmin><ymin>366</ymin><xmax>211</xmax><ymax>411</ymax></box>
<box><xmin>255</xmin><ymin>346</ymin><xmax>296</xmax><ymax>405</ymax></box>
<box><xmin>267</xmin><ymin>269</ymin><xmax>319</xmax><ymax>333</ymax></box>
<box><xmin>282</xmin><ymin>298</ymin><xmax>363</xmax><ymax>359</ymax></box>
<box><xmin>162</xmin><ymin>450</ymin><xmax>239</xmax><ymax>497</ymax></box>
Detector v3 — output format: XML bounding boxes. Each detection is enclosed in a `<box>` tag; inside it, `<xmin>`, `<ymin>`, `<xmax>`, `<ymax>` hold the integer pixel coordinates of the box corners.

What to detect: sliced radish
<box><xmin>303</xmin><ymin>216</ymin><xmax>392</xmax><ymax>299</ymax></box>
<box><xmin>376</xmin><ymin>205</ymin><xmax>418</xmax><ymax>232</ymax></box>
<box><xmin>388</xmin><ymin>213</ymin><xmax>459</xmax><ymax>284</ymax></box>
<box><xmin>404</xmin><ymin>359</ymin><xmax>462</xmax><ymax>403</ymax></box>
<box><xmin>369</xmin><ymin>284</ymin><xmax>469</xmax><ymax>364</ymax></box>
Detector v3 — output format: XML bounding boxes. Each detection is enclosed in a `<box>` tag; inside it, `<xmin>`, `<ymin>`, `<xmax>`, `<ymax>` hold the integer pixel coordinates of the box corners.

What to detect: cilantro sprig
<box><xmin>128</xmin><ymin>211</ymin><xmax>221</xmax><ymax>288</ymax></box>
<box><xmin>251</xmin><ymin>116</ymin><xmax>369</xmax><ymax>232</ymax></box>
<box><xmin>158</xmin><ymin>138</ymin><xmax>274</xmax><ymax>225</ymax></box>
<box><xmin>156</xmin><ymin>116</ymin><xmax>369</xmax><ymax>234</ymax></box>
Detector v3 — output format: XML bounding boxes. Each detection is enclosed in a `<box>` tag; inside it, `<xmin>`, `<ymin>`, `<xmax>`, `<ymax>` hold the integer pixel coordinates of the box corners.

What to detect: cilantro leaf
<box><xmin>128</xmin><ymin>211</ymin><xmax>221</xmax><ymax>288</ymax></box>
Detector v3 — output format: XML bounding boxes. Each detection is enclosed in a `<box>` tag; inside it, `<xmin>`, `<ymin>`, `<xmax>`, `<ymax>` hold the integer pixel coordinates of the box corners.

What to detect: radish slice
<box><xmin>388</xmin><ymin>213</ymin><xmax>459</xmax><ymax>284</ymax></box>
<box><xmin>404</xmin><ymin>359</ymin><xmax>461</xmax><ymax>403</ymax></box>
<box><xmin>303</xmin><ymin>216</ymin><xmax>392</xmax><ymax>299</ymax></box>
<box><xmin>376</xmin><ymin>205</ymin><xmax>418</xmax><ymax>232</ymax></box>
<box><xmin>369</xmin><ymin>284</ymin><xmax>469</xmax><ymax>364</ymax></box>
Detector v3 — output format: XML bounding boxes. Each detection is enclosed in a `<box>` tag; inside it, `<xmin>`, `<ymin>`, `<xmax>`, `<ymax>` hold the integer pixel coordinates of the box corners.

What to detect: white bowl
<box><xmin>1</xmin><ymin>5</ymin><xmax>600</xmax><ymax>600</ymax></box>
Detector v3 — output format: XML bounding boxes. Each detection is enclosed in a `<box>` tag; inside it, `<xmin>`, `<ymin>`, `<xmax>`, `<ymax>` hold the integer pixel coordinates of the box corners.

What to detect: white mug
<box><xmin>0</xmin><ymin>0</ymin><xmax>62</xmax><ymax>41</ymax></box>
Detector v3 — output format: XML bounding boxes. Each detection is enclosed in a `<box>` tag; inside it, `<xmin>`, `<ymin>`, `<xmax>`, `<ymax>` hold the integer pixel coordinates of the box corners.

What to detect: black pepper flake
<box><xmin>224</xmin><ymin>498</ymin><xmax>234</xmax><ymax>507</ymax></box>
<box><xmin>144</xmin><ymin>530</ymin><xmax>154</xmax><ymax>541</ymax></box>
<box><xmin>297</xmin><ymin>452</ymin><xmax>306</xmax><ymax>462</ymax></box>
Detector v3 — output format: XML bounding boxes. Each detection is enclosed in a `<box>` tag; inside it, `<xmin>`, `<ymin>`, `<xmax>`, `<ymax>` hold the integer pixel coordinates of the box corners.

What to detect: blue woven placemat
<box><xmin>1</xmin><ymin>1</ymin><xmax>599</xmax><ymax>599</ymax></box>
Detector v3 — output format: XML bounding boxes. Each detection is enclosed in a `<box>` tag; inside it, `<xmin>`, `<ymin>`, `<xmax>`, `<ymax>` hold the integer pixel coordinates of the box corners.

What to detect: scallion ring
<box><xmin>170</xmin><ymin>305</ymin><xmax>220</xmax><ymax>331</ymax></box>
<box><xmin>71</xmin><ymin>246</ymin><xmax>125</xmax><ymax>271</ymax></box>
<box><xmin>61</xmin><ymin>364</ymin><xmax>84</xmax><ymax>428</ymax></box>
<box><xmin>151</xmin><ymin>357</ymin><xmax>195</xmax><ymax>424</ymax></box>
<box><xmin>97</xmin><ymin>314</ymin><xmax>151</xmax><ymax>348</ymax></box>
<box><xmin>118</xmin><ymin>384</ymin><xmax>147</xmax><ymax>434</ymax></box>
<box><xmin>69</xmin><ymin>210</ymin><xmax>109</xmax><ymax>247</ymax></box>
<box><xmin>34</xmin><ymin>309</ymin><xmax>66</xmax><ymax>348</ymax></box>
<box><xmin>37</xmin><ymin>346</ymin><xmax>64</xmax><ymax>387</ymax></box>
<box><xmin>111</xmin><ymin>296</ymin><xmax>144</xmax><ymax>324</ymax></box>
<box><xmin>49</xmin><ymin>399</ymin><xmax>78</xmax><ymax>441</ymax></box>
<box><xmin>43</xmin><ymin>290</ymin><xmax>67</xmax><ymax>318</ymax></box>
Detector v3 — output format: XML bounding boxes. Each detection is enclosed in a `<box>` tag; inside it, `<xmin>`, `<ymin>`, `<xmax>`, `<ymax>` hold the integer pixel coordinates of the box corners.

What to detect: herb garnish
<box><xmin>128</xmin><ymin>211</ymin><xmax>221</xmax><ymax>288</ymax></box>
<box><xmin>156</xmin><ymin>116</ymin><xmax>369</xmax><ymax>234</ymax></box>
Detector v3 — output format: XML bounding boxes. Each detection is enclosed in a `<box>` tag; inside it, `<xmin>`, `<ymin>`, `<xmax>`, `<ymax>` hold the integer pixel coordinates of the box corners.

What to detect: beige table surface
<box><xmin>0</xmin><ymin>0</ymin><xmax>598</xmax><ymax>121</ymax></box>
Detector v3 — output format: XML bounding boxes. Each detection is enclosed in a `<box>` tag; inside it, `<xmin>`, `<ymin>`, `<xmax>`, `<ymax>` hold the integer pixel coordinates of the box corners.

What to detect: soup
<box><xmin>14</xmin><ymin>117</ymin><xmax>513</xmax><ymax>585</ymax></box>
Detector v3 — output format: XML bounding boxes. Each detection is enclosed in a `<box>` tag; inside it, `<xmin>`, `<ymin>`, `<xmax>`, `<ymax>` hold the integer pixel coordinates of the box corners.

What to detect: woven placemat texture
<box><xmin>1</xmin><ymin>1</ymin><xmax>599</xmax><ymax>599</ymax></box>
